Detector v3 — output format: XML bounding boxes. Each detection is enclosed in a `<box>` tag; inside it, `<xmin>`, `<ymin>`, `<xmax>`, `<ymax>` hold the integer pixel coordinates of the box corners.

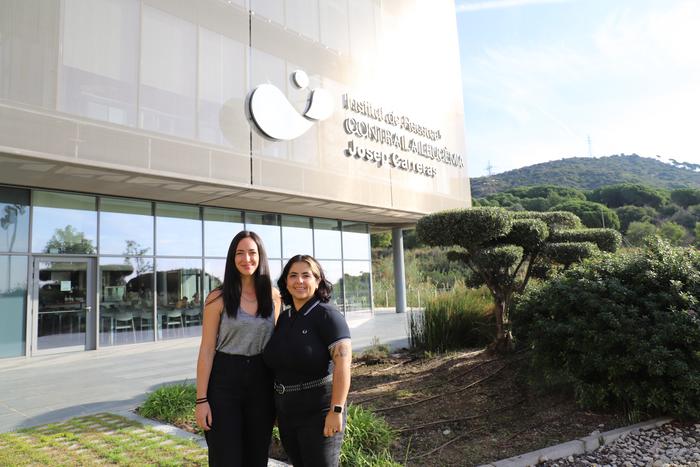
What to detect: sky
<box><xmin>454</xmin><ymin>0</ymin><xmax>700</xmax><ymax>178</ymax></box>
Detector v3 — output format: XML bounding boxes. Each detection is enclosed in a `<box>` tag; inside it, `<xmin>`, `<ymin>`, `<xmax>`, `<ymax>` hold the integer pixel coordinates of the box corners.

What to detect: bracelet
<box><xmin>195</xmin><ymin>397</ymin><xmax>208</xmax><ymax>404</ymax></box>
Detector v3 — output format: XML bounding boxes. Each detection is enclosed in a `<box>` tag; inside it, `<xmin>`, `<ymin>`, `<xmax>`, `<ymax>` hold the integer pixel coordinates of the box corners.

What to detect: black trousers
<box><xmin>275</xmin><ymin>384</ymin><xmax>345</xmax><ymax>467</ymax></box>
<box><xmin>204</xmin><ymin>352</ymin><xmax>275</xmax><ymax>467</ymax></box>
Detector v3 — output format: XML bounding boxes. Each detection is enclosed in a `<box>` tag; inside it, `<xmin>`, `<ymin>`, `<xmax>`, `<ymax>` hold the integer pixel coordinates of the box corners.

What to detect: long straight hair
<box><xmin>221</xmin><ymin>230</ymin><xmax>273</xmax><ymax>318</ymax></box>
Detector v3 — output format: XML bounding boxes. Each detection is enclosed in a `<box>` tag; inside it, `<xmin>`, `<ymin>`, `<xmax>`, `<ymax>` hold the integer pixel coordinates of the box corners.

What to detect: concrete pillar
<box><xmin>392</xmin><ymin>227</ymin><xmax>406</xmax><ymax>314</ymax></box>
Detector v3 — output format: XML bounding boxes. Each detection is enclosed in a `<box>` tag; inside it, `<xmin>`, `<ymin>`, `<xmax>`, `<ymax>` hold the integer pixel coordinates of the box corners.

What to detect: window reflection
<box><xmin>156</xmin><ymin>258</ymin><xmax>202</xmax><ymax>340</ymax></box>
<box><xmin>99</xmin><ymin>256</ymin><xmax>154</xmax><ymax>346</ymax></box>
<box><xmin>140</xmin><ymin>6</ymin><xmax>196</xmax><ymax>138</ymax></box>
<box><xmin>155</xmin><ymin>203</ymin><xmax>202</xmax><ymax>256</ymax></box>
<box><xmin>245</xmin><ymin>212</ymin><xmax>281</xmax><ymax>258</ymax></box>
<box><xmin>60</xmin><ymin>0</ymin><xmax>139</xmax><ymax>126</ymax></box>
<box><xmin>342</xmin><ymin>221</ymin><xmax>370</xmax><ymax>260</ymax></box>
<box><xmin>204</xmin><ymin>258</ymin><xmax>225</xmax><ymax>299</ymax></box>
<box><xmin>0</xmin><ymin>256</ymin><xmax>28</xmax><ymax>357</ymax></box>
<box><xmin>318</xmin><ymin>259</ymin><xmax>343</xmax><ymax>309</ymax></box>
<box><xmin>0</xmin><ymin>186</ymin><xmax>30</xmax><ymax>253</ymax></box>
<box><xmin>204</xmin><ymin>208</ymin><xmax>243</xmax><ymax>258</ymax></box>
<box><xmin>281</xmin><ymin>215</ymin><xmax>313</xmax><ymax>260</ymax></box>
<box><xmin>100</xmin><ymin>198</ymin><xmax>153</xmax><ymax>255</ymax></box>
<box><xmin>342</xmin><ymin>260</ymin><xmax>371</xmax><ymax>312</ymax></box>
<box><xmin>198</xmin><ymin>27</ymin><xmax>246</xmax><ymax>147</ymax></box>
<box><xmin>32</xmin><ymin>192</ymin><xmax>97</xmax><ymax>254</ymax></box>
<box><xmin>314</xmin><ymin>218</ymin><xmax>341</xmax><ymax>259</ymax></box>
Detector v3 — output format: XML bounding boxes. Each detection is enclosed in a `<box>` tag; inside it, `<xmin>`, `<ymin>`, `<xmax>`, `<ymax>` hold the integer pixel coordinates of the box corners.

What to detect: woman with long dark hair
<box><xmin>195</xmin><ymin>230</ymin><xmax>281</xmax><ymax>466</ymax></box>
<box><xmin>264</xmin><ymin>255</ymin><xmax>352</xmax><ymax>466</ymax></box>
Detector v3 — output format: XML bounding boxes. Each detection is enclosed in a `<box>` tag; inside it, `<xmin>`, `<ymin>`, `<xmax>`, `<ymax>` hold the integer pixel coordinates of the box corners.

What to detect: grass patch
<box><xmin>138</xmin><ymin>381</ymin><xmax>198</xmax><ymax>432</ymax></box>
<box><xmin>409</xmin><ymin>283</ymin><xmax>495</xmax><ymax>352</ymax></box>
<box><xmin>0</xmin><ymin>413</ymin><xmax>207</xmax><ymax>466</ymax></box>
<box><xmin>341</xmin><ymin>405</ymin><xmax>401</xmax><ymax>467</ymax></box>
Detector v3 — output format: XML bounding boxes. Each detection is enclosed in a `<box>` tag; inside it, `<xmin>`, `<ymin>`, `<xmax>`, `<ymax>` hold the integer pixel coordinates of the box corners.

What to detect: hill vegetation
<box><xmin>471</xmin><ymin>154</ymin><xmax>700</xmax><ymax>198</ymax></box>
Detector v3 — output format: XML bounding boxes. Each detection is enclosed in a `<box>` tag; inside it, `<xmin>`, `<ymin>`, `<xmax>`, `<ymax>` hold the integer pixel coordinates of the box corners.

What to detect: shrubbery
<box><xmin>513</xmin><ymin>239</ymin><xmax>700</xmax><ymax>419</ymax></box>
<box><xmin>140</xmin><ymin>383</ymin><xmax>399</xmax><ymax>465</ymax></box>
<box><xmin>408</xmin><ymin>284</ymin><xmax>495</xmax><ymax>352</ymax></box>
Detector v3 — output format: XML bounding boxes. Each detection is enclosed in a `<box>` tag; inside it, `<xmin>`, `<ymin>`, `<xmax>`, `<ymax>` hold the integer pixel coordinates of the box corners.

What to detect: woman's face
<box><xmin>286</xmin><ymin>261</ymin><xmax>319</xmax><ymax>305</ymax></box>
<box><xmin>234</xmin><ymin>237</ymin><xmax>259</xmax><ymax>277</ymax></box>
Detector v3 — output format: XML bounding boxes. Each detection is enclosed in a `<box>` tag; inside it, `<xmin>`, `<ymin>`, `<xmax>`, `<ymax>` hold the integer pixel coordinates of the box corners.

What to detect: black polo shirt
<box><xmin>263</xmin><ymin>299</ymin><xmax>351</xmax><ymax>386</ymax></box>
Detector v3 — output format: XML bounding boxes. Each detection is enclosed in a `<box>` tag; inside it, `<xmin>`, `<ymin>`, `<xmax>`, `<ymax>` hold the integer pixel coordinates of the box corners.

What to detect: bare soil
<box><xmin>350</xmin><ymin>348</ymin><xmax>627</xmax><ymax>466</ymax></box>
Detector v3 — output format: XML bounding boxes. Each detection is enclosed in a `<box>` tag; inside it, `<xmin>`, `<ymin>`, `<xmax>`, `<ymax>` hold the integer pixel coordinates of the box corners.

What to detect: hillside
<box><xmin>470</xmin><ymin>154</ymin><xmax>700</xmax><ymax>198</ymax></box>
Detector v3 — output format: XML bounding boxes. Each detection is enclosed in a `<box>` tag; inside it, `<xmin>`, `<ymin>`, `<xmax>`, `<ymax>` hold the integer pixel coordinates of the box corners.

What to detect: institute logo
<box><xmin>248</xmin><ymin>70</ymin><xmax>333</xmax><ymax>141</ymax></box>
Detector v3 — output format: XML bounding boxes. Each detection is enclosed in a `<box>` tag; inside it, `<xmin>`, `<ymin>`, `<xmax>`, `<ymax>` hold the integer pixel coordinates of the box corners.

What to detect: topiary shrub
<box><xmin>512</xmin><ymin>238</ymin><xmax>700</xmax><ymax>419</ymax></box>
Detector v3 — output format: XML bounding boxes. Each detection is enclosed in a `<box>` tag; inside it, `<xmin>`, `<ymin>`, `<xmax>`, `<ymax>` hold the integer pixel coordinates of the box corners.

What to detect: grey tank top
<box><xmin>216</xmin><ymin>307</ymin><xmax>274</xmax><ymax>356</ymax></box>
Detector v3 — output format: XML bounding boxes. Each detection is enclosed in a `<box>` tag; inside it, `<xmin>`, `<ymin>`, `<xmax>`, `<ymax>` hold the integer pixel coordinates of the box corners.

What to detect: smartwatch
<box><xmin>333</xmin><ymin>405</ymin><xmax>343</xmax><ymax>414</ymax></box>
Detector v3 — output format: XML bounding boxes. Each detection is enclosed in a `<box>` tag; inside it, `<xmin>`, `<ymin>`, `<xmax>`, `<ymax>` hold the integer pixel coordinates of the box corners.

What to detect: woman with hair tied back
<box><xmin>195</xmin><ymin>231</ymin><xmax>281</xmax><ymax>466</ymax></box>
<box><xmin>264</xmin><ymin>255</ymin><xmax>352</xmax><ymax>467</ymax></box>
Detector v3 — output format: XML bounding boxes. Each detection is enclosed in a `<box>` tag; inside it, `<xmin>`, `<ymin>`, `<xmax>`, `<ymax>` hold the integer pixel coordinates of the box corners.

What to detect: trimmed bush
<box><xmin>513</xmin><ymin>239</ymin><xmax>700</xmax><ymax>419</ymax></box>
<box><xmin>409</xmin><ymin>284</ymin><xmax>495</xmax><ymax>352</ymax></box>
<box><xmin>550</xmin><ymin>228</ymin><xmax>622</xmax><ymax>253</ymax></box>
<box><xmin>550</xmin><ymin>200</ymin><xmax>621</xmax><ymax>230</ymax></box>
<box><xmin>416</xmin><ymin>207</ymin><xmax>512</xmax><ymax>248</ymax></box>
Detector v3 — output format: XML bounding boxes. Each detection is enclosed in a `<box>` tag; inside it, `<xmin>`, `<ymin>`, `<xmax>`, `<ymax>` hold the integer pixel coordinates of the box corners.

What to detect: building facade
<box><xmin>0</xmin><ymin>0</ymin><xmax>469</xmax><ymax>358</ymax></box>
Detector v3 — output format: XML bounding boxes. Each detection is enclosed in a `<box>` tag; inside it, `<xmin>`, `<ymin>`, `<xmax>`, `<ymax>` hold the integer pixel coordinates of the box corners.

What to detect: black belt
<box><xmin>274</xmin><ymin>374</ymin><xmax>333</xmax><ymax>394</ymax></box>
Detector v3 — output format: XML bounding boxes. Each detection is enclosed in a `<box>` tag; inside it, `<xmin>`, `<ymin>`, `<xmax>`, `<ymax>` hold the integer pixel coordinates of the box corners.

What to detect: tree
<box><xmin>370</xmin><ymin>232</ymin><xmax>391</xmax><ymax>249</ymax></box>
<box><xmin>625</xmin><ymin>221</ymin><xmax>657</xmax><ymax>246</ymax></box>
<box><xmin>0</xmin><ymin>204</ymin><xmax>26</xmax><ymax>253</ymax></box>
<box><xmin>43</xmin><ymin>225</ymin><xmax>96</xmax><ymax>254</ymax></box>
<box><xmin>123</xmin><ymin>240</ymin><xmax>153</xmax><ymax>274</ymax></box>
<box><xmin>658</xmin><ymin>221</ymin><xmax>686</xmax><ymax>246</ymax></box>
<box><xmin>416</xmin><ymin>207</ymin><xmax>621</xmax><ymax>351</ymax></box>
<box><xmin>589</xmin><ymin>183</ymin><xmax>667</xmax><ymax>208</ymax></box>
<box><xmin>615</xmin><ymin>205</ymin><xmax>657</xmax><ymax>233</ymax></box>
<box><xmin>550</xmin><ymin>199</ymin><xmax>620</xmax><ymax>230</ymax></box>
<box><xmin>671</xmin><ymin>188</ymin><xmax>700</xmax><ymax>208</ymax></box>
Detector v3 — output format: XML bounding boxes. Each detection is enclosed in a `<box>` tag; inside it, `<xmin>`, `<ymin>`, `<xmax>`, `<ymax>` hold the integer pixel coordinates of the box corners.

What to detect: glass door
<box><xmin>32</xmin><ymin>257</ymin><xmax>95</xmax><ymax>354</ymax></box>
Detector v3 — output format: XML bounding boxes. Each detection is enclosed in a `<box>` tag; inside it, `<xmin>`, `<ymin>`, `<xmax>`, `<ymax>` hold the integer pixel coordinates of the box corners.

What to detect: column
<box><xmin>392</xmin><ymin>227</ymin><xmax>406</xmax><ymax>314</ymax></box>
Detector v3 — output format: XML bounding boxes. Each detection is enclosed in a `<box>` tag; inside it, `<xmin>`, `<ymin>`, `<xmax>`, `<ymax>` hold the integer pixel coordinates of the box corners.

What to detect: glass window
<box><xmin>99</xmin><ymin>256</ymin><xmax>154</xmax><ymax>346</ymax></box>
<box><xmin>343</xmin><ymin>260</ymin><xmax>371</xmax><ymax>312</ymax></box>
<box><xmin>155</xmin><ymin>203</ymin><xmax>202</xmax><ymax>256</ymax></box>
<box><xmin>140</xmin><ymin>5</ymin><xmax>196</xmax><ymax>138</ymax></box>
<box><xmin>99</xmin><ymin>197</ymin><xmax>153</xmax><ymax>256</ymax></box>
<box><xmin>198</xmin><ymin>27</ymin><xmax>246</xmax><ymax>147</ymax></box>
<box><xmin>245</xmin><ymin>212</ymin><xmax>281</xmax><ymax>259</ymax></box>
<box><xmin>156</xmin><ymin>258</ymin><xmax>202</xmax><ymax>340</ymax></box>
<box><xmin>0</xmin><ymin>256</ymin><xmax>28</xmax><ymax>357</ymax></box>
<box><xmin>281</xmin><ymin>215</ymin><xmax>313</xmax><ymax>260</ymax></box>
<box><xmin>268</xmin><ymin>258</ymin><xmax>283</xmax><ymax>286</ymax></box>
<box><xmin>250</xmin><ymin>0</ymin><xmax>284</xmax><ymax>25</ymax></box>
<box><xmin>0</xmin><ymin>186</ymin><xmax>30</xmax><ymax>253</ymax></box>
<box><xmin>318</xmin><ymin>259</ymin><xmax>343</xmax><ymax>309</ymax></box>
<box><xmin>342</xmin><ymin>221</ymin><xmax>370</xmax><ymax>260</ymax></box>
<box><xmin>203</xmin><ymin>208</ymin><xmax>243</xmax><ymax>258</ymax></box>
<box><xmin>286</xmin><ymin>0</ymin><xmax>320</xmax><ymax>41</ymax></box>
<box><xmin>204</xmin><ymin>258</ymin><xmax>225</xmax><ymax>299</ymax></box>
<box><xmin>314</xmin><ymin>218</ymin><xmax>341</xmax><ymax>259</ymax></box>
<box><xmin>60</xmin><ymin>0</ymin><xmax>139</xmax><ymax>126</ymax></box>
<box><xmin>320</xmin><ymin>0</ymin><xmax>349</xmax><ymax>55</ymax></box>
<box><xmin>32</xmin><ymin>191</ymin><xmax>97</xmax><ymax>254</ymax></box>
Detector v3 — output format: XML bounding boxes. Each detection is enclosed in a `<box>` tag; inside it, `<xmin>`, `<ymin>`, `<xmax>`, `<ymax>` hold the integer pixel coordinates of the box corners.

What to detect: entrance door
<box><xmin>32</xmin><ymin>257</ymin><xmax>95</xmax><ymax>355</ymax></box>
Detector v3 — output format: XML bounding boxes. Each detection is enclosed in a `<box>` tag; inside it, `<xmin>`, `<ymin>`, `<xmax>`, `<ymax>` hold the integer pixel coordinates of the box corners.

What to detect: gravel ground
<box><xmin>540</xmin><ymin>422</ymin><xmax>700</xmax><ymax>467</ymax></box>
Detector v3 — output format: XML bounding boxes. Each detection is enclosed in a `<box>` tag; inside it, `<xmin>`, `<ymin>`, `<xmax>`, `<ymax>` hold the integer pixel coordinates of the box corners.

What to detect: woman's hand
<box><xmin>323</xmin><ymin>411</ymin><xmax>343</xmax><ymax>437</ymax></box>
<box><xmin>195</xmin><ymin>402</ymin><xmax>212</xmax><ymax>431</ymax></box>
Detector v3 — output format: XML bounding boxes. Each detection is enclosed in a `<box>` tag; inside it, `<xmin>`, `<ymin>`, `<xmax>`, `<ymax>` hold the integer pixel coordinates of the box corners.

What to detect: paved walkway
<box><xmin>0</xmin><ymin>308</ymin><xmax>414</xmax><ymax>433</ymax></box>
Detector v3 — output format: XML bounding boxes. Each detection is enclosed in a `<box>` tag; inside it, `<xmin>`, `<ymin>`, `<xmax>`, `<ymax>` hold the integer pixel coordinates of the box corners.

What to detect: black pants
<box><xmin>275</xmin><ymin>384</ymin><xmax>345</xmax><ymax>467</ymax></box>
<box><xmin>204</xmin><ymin>352</ymin><xmax>275</xmax><ymax>467</ymax></box>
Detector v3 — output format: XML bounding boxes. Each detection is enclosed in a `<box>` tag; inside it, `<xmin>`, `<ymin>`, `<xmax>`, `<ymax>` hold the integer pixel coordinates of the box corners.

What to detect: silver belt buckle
<box><xmin>274</xmin><ymin>382</ymin><xmax>285</xmax><ymax>394</ymax></box>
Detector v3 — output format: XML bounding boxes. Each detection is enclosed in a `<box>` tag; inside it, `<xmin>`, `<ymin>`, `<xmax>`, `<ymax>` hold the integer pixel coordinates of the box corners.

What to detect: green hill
<box><xmin>470</xmin><ymin>154</ymin><xmax>700</xmax><ymax>198</ymax></box>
